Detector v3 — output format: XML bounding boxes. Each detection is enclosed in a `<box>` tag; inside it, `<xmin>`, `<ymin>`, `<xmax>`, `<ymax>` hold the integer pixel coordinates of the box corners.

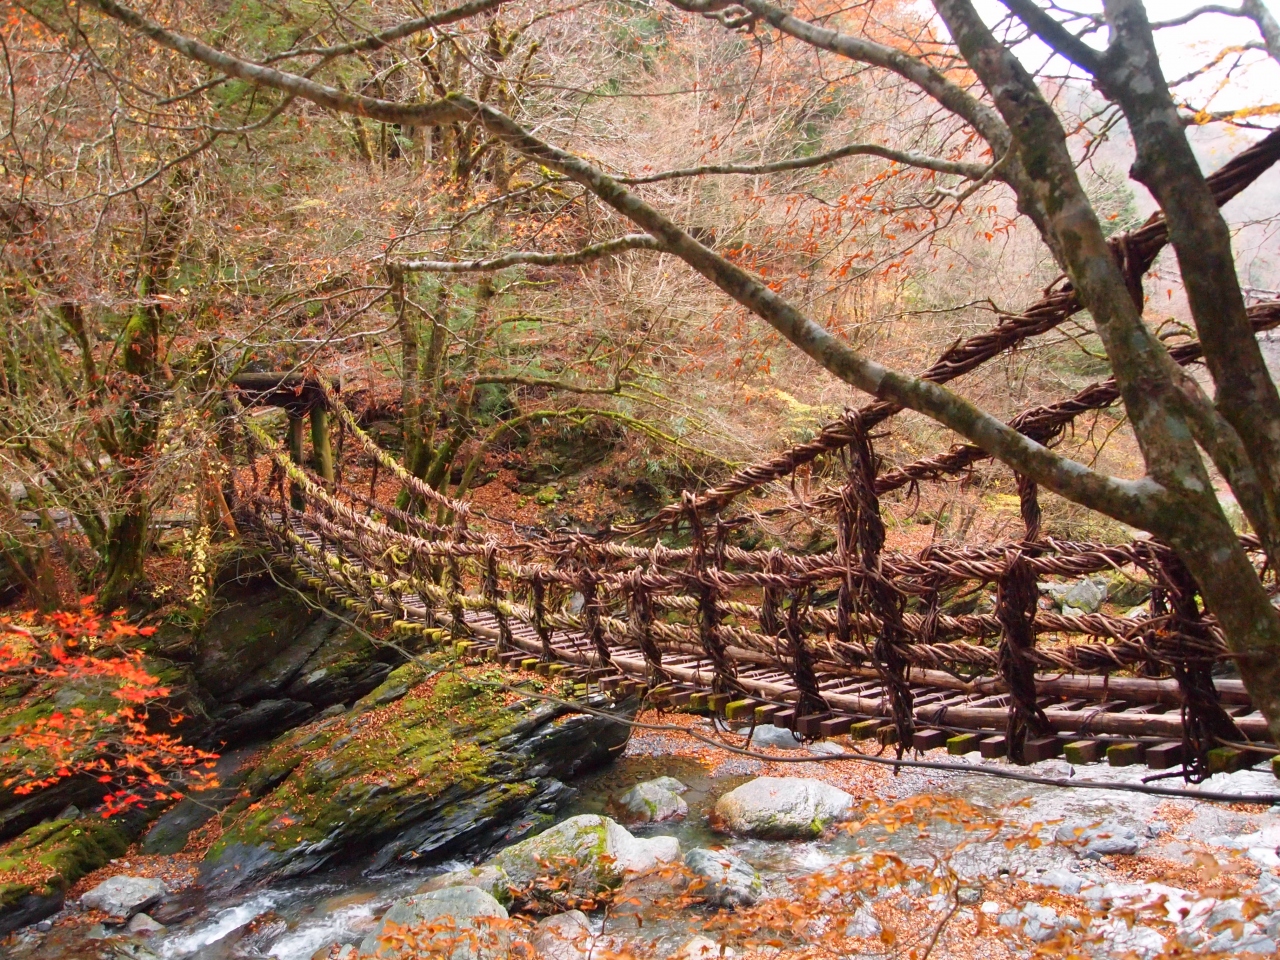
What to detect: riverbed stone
<box><xmin>845</xmin><ymin>904</ymin><xmax>882</xmax><ymax>938</ymax></box>
<box><xmin>491</xmin><ymin>814</ymin><xmax>679</xmax><ymax>910</ymax></box>
<box><xmin>531</xmin><ymin>910</ymin><xmax>594</xmax><ymax>960</ymax></box>
<box><xmin>358</xmin><ymin>886</ymin><xmax>508</xmax><ymax>959</ymax></box>
<box><xmin>200</xmin><ymin>661</ymin><xmax>633</xmax><ymax>892</ymax></box>
<box><xmin>1039</xmin><ymin>578</ymin><xmax>1107</xmax><ymax>614</ymax></box>
<box><xmin>999</xmin><ymin>903</ymin><xmax>1061</xmax><ymax>942</ymax></box>
<box><xmin>746</xmin><ymin>725</ymin><xmax>804</xmax><ymax>750</ymax></box>
<box><xmin>80</xmin><ymin>875</ymin><xmax>168</xmax><ymax>920</ymax></box>
<box><xmin>418</xmin><ymin>864</ymin><xmax>512</xmax><ymax>907</ymax></box>
<box><xmin>617</xmin><ymin>779</ymin><xmax>688</xmax><ymax>823</ymax></box>
<box><xmin>685</xmin><ymin>848</ymin><xmax>763</xmax><ymax>907</ymax></box>
<box><xmin>1055</xmin><ymin>821</ymin><xmax>1141</xmax><ymax>857</ymax></box>
<box><xmin>712</xmin><ymin>776</ymin><xmax>854</xmax><ymax>839</ymax></box>
<box><xmin>125</xmin><ymin>912</ymin><xmax>165</xmax><ymax>936</ymax></box>
<box><xmin>1038</xmin><ymin>869</ymin><xmax>1084</xmax><ymax>895</ymax></box>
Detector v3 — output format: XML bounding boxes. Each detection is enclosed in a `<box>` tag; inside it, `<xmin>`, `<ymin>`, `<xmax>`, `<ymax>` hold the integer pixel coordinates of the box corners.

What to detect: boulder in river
<box><xmin>685</xmin><ymin>848</ymin><xmax>763</xmax><ymax>907</ymax></box>
<box><xmin>711</xmin><ymin>776</ymin><xmax>854</xmax><ymax>839</ymax></box>
<box><xmin>418</xmin><ymin>863</ymin><xmax>512</xmax><ymax>907</ymax></box>
<box><xmin>199</xmin><ymin>660</ymin><xmax>633</xmax><ymax>891</ymax></box>
<box><xmin>125</xmin><ymin>912</ymin><xmax>166</xmax><ymax>936</ymax></box>
<box><xmin>616</xmin><ymin>777</ymin><xmax>688</xmax><ymax>823</ymax></box>
<box><xmin>490</xmin><ymin>814</ymin><xmax>680</xmax><ymax>911</ymax></box>
<box><xmin>80</xmin><ymin>875</ymin><xmax>168</xmax><ymax>921</ymax></box>
<box><xmin>359</xmin><ymin>886</ymin><xmax>508</xmax><ymax>959</ymax></box>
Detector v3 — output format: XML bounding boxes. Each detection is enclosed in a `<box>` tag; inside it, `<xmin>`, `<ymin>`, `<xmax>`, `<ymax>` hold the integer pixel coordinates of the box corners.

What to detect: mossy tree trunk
<box><xmin>99</xmin><ymin>173</ymin><xmax>188</xmax><ymax>610</ymax></box>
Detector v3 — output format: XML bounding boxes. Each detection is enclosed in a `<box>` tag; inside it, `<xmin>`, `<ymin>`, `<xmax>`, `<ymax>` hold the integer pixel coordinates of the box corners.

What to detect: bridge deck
<box><xmin>276</xmin><ymin>515</ymin><xmax>1268</xmax><ymax>771</ymax></box>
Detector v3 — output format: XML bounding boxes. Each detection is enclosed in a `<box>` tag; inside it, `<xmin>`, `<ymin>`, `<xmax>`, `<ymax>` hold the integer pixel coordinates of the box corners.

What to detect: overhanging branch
<box><xmin>619</xmin><ymin>142</ymin><xmax>992</xmax><ymax>184</ymax></box>
<box><xmin>396</xmin><ymin>234</ymin><xmax>666</xmax><ymax>272</ymax></box>
<box><xmin>84</xmin><ymin>0</ymin><xmax>1169</xmax><ymax>530</ymax></box>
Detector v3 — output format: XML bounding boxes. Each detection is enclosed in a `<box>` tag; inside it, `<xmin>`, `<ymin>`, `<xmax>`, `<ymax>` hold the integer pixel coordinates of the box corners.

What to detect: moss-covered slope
<box><xmin>200</xmin><ymin>659</ymin><xmax>631</xmax><ymax>891</ymax></box>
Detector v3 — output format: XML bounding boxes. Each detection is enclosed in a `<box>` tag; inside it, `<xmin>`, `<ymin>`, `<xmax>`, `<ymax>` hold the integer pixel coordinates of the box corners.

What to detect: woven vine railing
<box><xmin>229</xmin><ymin>129</ymin><xmax>1280</xmax><ymax>775</ymax></box>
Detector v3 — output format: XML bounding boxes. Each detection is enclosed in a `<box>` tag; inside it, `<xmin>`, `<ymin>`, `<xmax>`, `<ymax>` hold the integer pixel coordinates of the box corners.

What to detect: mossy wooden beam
<box><xmin>310</xmin><ymin>407</ymin><xmax>335</xmax><ymax>484</ymax></box>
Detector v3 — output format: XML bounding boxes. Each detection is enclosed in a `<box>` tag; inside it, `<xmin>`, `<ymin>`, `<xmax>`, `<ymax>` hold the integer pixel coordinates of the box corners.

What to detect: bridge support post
<box><xmin>843</xmin><ymin>415</ymin><xmax>913</xmax><ymax>754</ymax></box>
<box><xmin>531</xmin><ymin>575</ymin><xmax>554</xmax><ymax>662</ymax></box>
<box><xmin>287</xmin><ymin>411</ymin><xmax>307</xmax><ymax>510</ymax></box>
<box><xmin>997</xmin><ymin>473</ymin><xmax>1048</xmax><ymax>764</ymax></box>
<box><xmin>1140</xmin><ymin>545</ymin><xmax>1244</xmax><ymax>779</ymax></box>
<box><xmin>310</xmin><ymin>406</ymin><xmax>334</xmax><ymax>484</ymax></box>
<box><xmin>627</xmin><ymin>574</ymin><xmax>666</xmax><ymax>685</ymax></box>
<box><xmin>483</xmin><ymin>543</ymin><xmax>513</xmax><ymax>653</ymax></box>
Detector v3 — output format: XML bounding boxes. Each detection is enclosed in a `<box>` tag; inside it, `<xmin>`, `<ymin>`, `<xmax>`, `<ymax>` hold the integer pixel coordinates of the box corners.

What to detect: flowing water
<box><xmin>8</xmin><ymin>745</ymin><xmax>1280</xmax><ymax>960</ymax></box>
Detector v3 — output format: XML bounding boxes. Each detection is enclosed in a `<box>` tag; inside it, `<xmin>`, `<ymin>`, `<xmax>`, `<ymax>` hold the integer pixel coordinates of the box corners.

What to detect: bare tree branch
<box><xmin>691</xmin><ymin>0</ymin><xmax>1015</xmax><ymax>153</ymax></box>
<box><xmin>618</xmin><ymin>142</ymin><xmax>993</xmax><ymax>184</ymax></box>
<box><xmin>397</xmin><ymin>234</ymin><xmax>666</xmax><ymax>272</ymax></box>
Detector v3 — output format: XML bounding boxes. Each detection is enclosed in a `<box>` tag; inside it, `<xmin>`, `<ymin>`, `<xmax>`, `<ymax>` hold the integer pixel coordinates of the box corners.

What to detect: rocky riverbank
<box><xmin>3</xmin><ymin>570</ymin><xmax>1280</xmax><ymax>959</ymax></box>
<box><xmin>0</xmin><ymin>567</ymin><xmax>636</xmax><ymax>937</ymax></box>
<box><xmin>6</xmin><ymin>698</ymin><xmax>1280</xmax><ymax>959</ymax></box>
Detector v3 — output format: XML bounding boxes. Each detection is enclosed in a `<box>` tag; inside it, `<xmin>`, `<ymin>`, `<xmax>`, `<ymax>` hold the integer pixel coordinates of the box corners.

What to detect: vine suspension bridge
<box><xmin>229</xmin><ymin>128</ymin><xmax>1280</xmax><ymax>782</ymax></box>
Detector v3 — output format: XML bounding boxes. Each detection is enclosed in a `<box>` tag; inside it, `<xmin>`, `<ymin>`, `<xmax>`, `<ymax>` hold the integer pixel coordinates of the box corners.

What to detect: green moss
<box><xmin>0</xmin><ymin>818</ymin><xmax>129</xmax><ymax>911</ymax></box>
<box><xmin>208</xmin><ymin>659</ymin><xmax>550</xmax><ymax>861</ymax></box>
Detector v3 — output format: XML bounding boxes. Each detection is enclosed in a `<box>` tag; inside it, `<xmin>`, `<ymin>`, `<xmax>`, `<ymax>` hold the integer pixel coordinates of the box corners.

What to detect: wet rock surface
<box><xmin>79</xmin><ymin>876</ymin><xmax>167</xmax><ymax>921</ymax></box>
<box><xmin>616</xmin><ymin>777</ymin><xmax>688</xmax><ymax>824</ymax></box>
<box><xmin>531</xmin><ymin>910</ymin><xmax>594</xmax><ymax>960</ymax></box>
<box><xmin>359</xmin><ymin>886</ymin><xmax>508</xmax><ymax>959</ymax></box>
<box><xmin>712</xmin><ymin>776</ymin><xmax>854</xmax><ymax>839</ymax></box>
<box><xmin>684</xmin><ymin>848</ymin><xmax>762</xmax><ymax>907</ymax></box>
<box><xmin>199</xmin><ymin>662</ymin><xmax>632</xmax><ymax>892</ymax></box>
<box><xmin>490</xmin><ymin>814</ymin><xmax>680</xmax><ymax>910</ymax></box>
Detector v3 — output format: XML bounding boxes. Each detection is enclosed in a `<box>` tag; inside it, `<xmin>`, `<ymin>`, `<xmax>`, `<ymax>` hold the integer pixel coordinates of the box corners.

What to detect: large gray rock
<box><xmin>617</xmin><ymin>778</ymin><xmax>688</xmax><ymax>824</ymax></box>
<box><xmin>845</xmin><ymin>904</ymin><xmax>882</xmax><ymax>938</ymax></box>
<box><xmin>491</xmin><ymin>814</ymin><xmax>679</xmax><ymax>910</ymax></box>
<box><xmin>80</xmin><ymin>875</ymin><xmax>168</xmax><ymax>920</ymax></box>
<box><xmin>199</xmin><ymin>665</ymin><xmax>633</xmax><ymax>892</ymax></box>
<box><xmin>359</xmin><ymin>886</ymin><xmax>508</xmax><ymax>959</ymax></box>
<box><xmin>745</xmin><ymin>725</ymin><xmax>804</xmax><ymax>750</ymax></box>
<box><xmin>1055</xmin><ymin>821</ymin><xmax>1141</xmax><ymax>857</ymax></box>
<box><xmin>685</xmin><ymin>848</ymin><xmax>763</xmax><ymax>907</ymax></box>
<box><xmin>712</xmin><ymin>776</ymin><xmax>853</xmax><ymax>839</ymax></box>
<box><xmin>531</xmin><ymin>910</ymin><xmax>594</xmax><ymax>960</ymax></box>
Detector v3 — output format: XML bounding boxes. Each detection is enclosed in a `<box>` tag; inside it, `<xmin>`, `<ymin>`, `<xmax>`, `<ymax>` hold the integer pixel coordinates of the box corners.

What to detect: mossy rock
<box><xmin>490</xmin><ymin>814</ymin><xmax>680</xmax><ymax>912</ymax></box>
<box><xmin>0</xmin><ymin>817</ymin><xmax>129</xmax><ymax>933</ymax></box>
<box><xmin>1105</xmin><ymin>572</ymin><xmax>1151</xmax><ymax>608</ymax></box>
<box><xmin>0</xmin><ymin>672</ymin><xmax>139</xmax><ymax>840</ymax></box>
<box><xmin>195</xmin><ymin>588</ymin><xmax>319</xmax><ymax>697</ymax></box>
<box><xmin>200</xmin><ymin>660</ymin><xmax>632</xmax><ymax>891</ymax></box>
